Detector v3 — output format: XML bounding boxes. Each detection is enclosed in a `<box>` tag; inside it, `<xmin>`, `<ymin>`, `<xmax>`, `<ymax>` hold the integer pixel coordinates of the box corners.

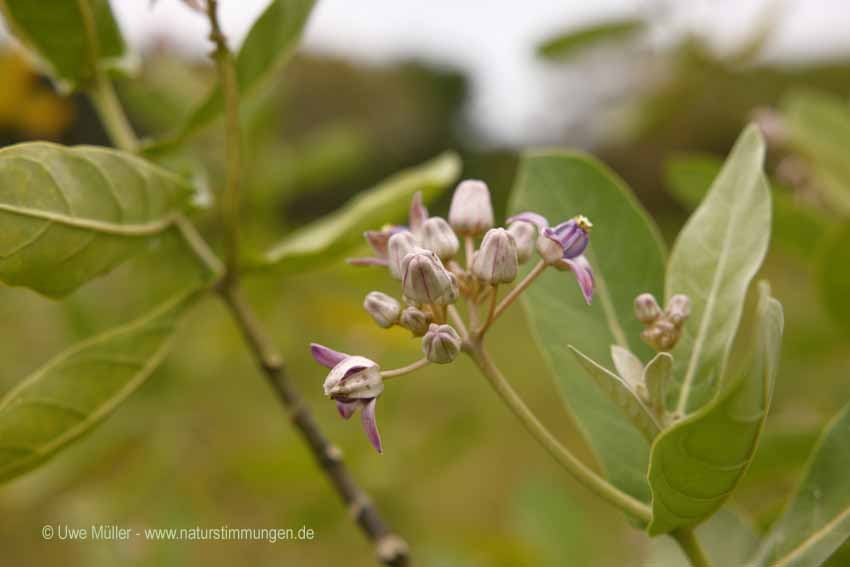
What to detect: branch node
<box><xmin>376</xmin><ymin>534</ymin><xmax>410</xmax><ymax>565</ymax></box>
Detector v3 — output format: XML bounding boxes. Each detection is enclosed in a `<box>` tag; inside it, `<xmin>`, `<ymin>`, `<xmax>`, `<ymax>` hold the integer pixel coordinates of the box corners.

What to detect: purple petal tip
<box><xmin>310</xmin><ymin>343</ymin><xmax>348</xmax><ymax>369</ymax></box>
<box><xmin>360</xmin><ymin>398</ymin><xmax>383</xmax><ymax>454</ymax></box>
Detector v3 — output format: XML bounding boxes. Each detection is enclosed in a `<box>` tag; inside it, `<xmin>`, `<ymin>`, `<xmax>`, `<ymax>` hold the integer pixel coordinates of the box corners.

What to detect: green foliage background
<box><xmin>0</xmin><ymin>4</ymin><xmax>849</xmax><ymax>566</ymax></box>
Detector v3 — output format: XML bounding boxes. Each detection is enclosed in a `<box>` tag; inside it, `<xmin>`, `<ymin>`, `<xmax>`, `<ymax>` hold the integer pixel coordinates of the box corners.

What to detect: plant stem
<box><xmin>474</xmin><ymin>285</ymin><xmax>499</xmax><ymax>337</ymax></box>
<box><xmin>85</xmin><ymin>6</ymin><xmax>409</xmax><ymax>562</ymax></box>
<box><xmin>492</xmin><ymin>259</ymin><xmax>546</xmax><ymax>322</ymax></box>
<box><xmin>221</xmin><ymin>286</ymin><xmax>409</xmax><ymax>566</ymax></box>
<box><xmin>466</xmin><ymin>341</ymin><xmax>652</xmax><ymax>524</ymax></box>
<box><xmin>382</xmin><ymin>358</ymin><xmax>430</xmax><ymax>379</ymax></box>
<box><xmin>206</xmin><ymin>0</ymin><xmax>242</xmax><ymax>278</ymax></box>
<box><xmin>90</xmin><ymin>74</ymin><xmax>139</xmax><ymax>153</ymax></box>
<box><xmin>673</xmin><ymin>528</ymin><xmax>712</xmax><ymax>567</ymax></box>
<box><xmin>447</xmin><ymin>305</ymin><xmax>469</xmax><ymax>338</ymax></box>
<box><xmin>175</xmin><ymin>216</ymin><xmax>224</xmax><ymax>276</ymax></box>
<box><xmin>78</xmin><ymin>0</ymin><xmax>137</xmax><ymax>154</ymax></box>
<box><xmin>201</xmin><ymin>3</ymin><xmax>409</xmax><ymax>563</ymax></box>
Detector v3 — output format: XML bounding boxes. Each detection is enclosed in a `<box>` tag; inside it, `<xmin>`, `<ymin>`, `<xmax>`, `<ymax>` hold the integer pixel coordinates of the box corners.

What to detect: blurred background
<box><xmin>1</xmin><ymin>0</ymin><xmax>849</xmax><ymax>565</ymax></box>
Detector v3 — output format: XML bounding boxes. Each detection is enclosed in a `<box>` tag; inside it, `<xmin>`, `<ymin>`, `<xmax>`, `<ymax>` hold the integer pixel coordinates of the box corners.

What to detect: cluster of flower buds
<box><xmin>634</xmin><ymin>292</ymin><xmax>691</xmax><ymax>351</ymax></box>
<box><xmin>315</xmin><ymin>180</ymin><xmax>596</xmax><ymax>452</ymax></box>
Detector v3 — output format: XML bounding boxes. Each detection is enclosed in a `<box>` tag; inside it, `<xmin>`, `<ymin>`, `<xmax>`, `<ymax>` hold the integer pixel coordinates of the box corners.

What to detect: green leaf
<box><xmin>0</xmin><ymin>289</ymin><xmax>199</xmax><ymax>483</ymax></box>
<box><xmin>0</xmin><ymin>0</ymin><xmax>125</xmax><ymax>90</ymax></box>
<box><xmin>663</xmin><ymin>151</ymin><xmax>830</xmax><ymax>259</ymax></box>
<box><xmin>0</xmin><ymin>142</ymin><xmax>192</xmax><ymax>297</ymax></box>
<box><xmin>146</xmin><ymin>0</ymin><xmax>316</xmax><ymax>152</ymax></box>
<box><xmin>666</xmin><ymin>126</ymin><xmax>771</xmax><ymax>415</ymax></box>
<box><xmin>647</xmin><ymin>281</ymin><xmax>783</xmax><ymax>535</ymax></box>
<box><xmin>817</xmin><ymin>221</ymin><xmax>850</xmax><ymax>337</ymax></box>
<box><xmin>611</xmin><ymin>344</ymin><xmax>645</xmax><ymax>391</ymax></box>
<box><xmin>511</xmin><ymin>151</ymin><xmax>667</xmax><ymax>504</ymax></box>
<box><xmin>261</xmin><ymin>151</ymin><xmax>461</xmax><ymax>272</ymax></box>
<box><xmin>753</xmin><ymin>401</ymin><xmax>850</xmax><ymax>567</ymax></box>
<box><xmin>537</xmin><ymin>19</ymin><xmax>645</xmax><ymax>61</ymax></box>
<box><xmin>569</xmin><ymin>346</ymin><xmax>660</xmax><ymax>442</ymax></box>
<box><xmin>643</xmin><ymin>352</ymin><xmax>673</xmax><ymax>421</ymax></box>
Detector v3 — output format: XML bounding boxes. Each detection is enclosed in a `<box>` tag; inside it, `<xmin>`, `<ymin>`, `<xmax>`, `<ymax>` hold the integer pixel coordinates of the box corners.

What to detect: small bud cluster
<box><xmin>634</xmin><ymin>292</ymin><xmax>691</xmax><ymax>351</ymax></box>
<box><xmin>316</xmin><ymin>180</ymin><xmax>597</xmax><ymax>453</ymax></box>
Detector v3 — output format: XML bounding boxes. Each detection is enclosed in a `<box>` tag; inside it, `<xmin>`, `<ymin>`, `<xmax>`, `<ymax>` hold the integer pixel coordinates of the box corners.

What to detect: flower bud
<box><xmin>634</xmin><ymin>293</ymin><xmax>662</xmax><ymax>325</ymax></box>
<box><xmin>440</xmin><ymin>272</ymin><xmax>460</xmax><ymax>304</ymax></box>
<box><xmin>472</xmin><ymin>228</ymin><xmax>518</xmax><ymax>284</ymax></box>
<box><xmin>641</xmin><ymin>319</ymin><xmax>679</xmax><ymax>352</ymax></box>
<box><xmin>422</xmin><ymin>323</ymin><xmax>461</xmax><ymax>364</ymax></box>
<box><xmin>448</xmin><ymin>180</ymin><xmax>494</xmax><ymax>236</ymax></box>
<box><xmin>401</xmin><ymin>248</ymin><xmax>455</xmax><ymax>304</ymax></box>
<box><xmin>387</xmin><ymin>231</ymin><xmax>419</xmax><ymax>280</ymax></box>
<box><xmin>507</xmin><ymin>221</ymin><xmax>536</xmax><ymax>264</ymax></box>
<box><xmin>665</xmin><ymin>294</ymin><xmax>691</xmax><ymax>327</ymax></box>
<box><xmin>323</xmin><ymin>356</ymin><xmax>384</xmax><ymax>400</ymax></box>
<box><xmin>420</xmin><ymin>217</ymin><xmax>459</xmax><ymax>261</ymax></box>
<box><xmin>400</xmin><ymin>306</ymin><xmax>432</xmax><ymax>336</ymax></box>
<box><xmin>363</xmin><ymin>291</ymin><xmax>401</xmax><ymax>328</ymax></box>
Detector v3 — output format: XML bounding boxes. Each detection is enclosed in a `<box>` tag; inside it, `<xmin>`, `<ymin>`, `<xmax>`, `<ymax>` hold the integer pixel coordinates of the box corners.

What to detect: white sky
<box><xmin>10</xmin><ymin>1</ymin><xmax>850</xmax><ymax>144</ymax></box>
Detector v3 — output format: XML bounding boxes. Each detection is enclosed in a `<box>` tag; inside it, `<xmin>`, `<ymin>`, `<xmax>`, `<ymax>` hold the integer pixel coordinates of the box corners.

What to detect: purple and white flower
<box><xmin>311</xmin><ymin>343</ymin><xmax>385</xmax><ymax>453</ymax></box>
<box><xmin>508</xmin><ymin>212</ymin><xmax>595</xmax><ymax>304</ymax></box>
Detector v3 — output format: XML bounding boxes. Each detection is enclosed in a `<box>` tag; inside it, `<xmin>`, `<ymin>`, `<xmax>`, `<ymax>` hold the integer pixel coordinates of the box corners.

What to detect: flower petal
<box><xmin>506</xmin><ymin>211</ymin><xmax>549</xmax><ymax>229</ymax></box>
<box><xmin>360</xmin><ymin>398</ymin><xmax>383</xmax><ymax>454</ymax></box>
<box><xmin>310</xmin><ymin>343</ymin><xmax>349</xmax><ymax>369</ymax></box>
<box><xmin>341</xmin><ymin>365</ymin><xmax>369</xmax><ymax>381</ymax></box>
<box><xmin>347</xmin><ymin>257</ymin><xmax>389</xmax><ymax>267</ymax></box>
<box><xmin>365</xmin><ymin>227</ymin><xmax>405</xmax><ymax>258</ymax></box>
<box><xmin>409</xmin><ymin>191</ymin><xmax>429</xmax><ymax>233</ymax></box>
<box><xmin>336</xmin><ymin>400</ymin><xmax>359</xmax><ymax>420</ymax></box>
<box><xmin>559</xmin><ymin>255</ymin><xmax>595</xmax><ymax>305</ymax></box>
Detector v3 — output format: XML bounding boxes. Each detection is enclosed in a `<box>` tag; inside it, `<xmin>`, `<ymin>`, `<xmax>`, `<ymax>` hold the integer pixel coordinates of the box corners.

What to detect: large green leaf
<box><xmin>816</xmin><ymin>221</ymin><xmax>850</xmax><ymax>337</ymax></box>
<box><xmin>647</xmin><ymin>281</ymin><xmax>783</xmax><ymax>535</ymax></box>
<box><xmin>0</xmin><ymin>289</ymin><xmax>198</xmax><ymax>483</ymax></box>
<box><xmin>537</xmin><ymin>19</ymin><xmax>645</xmax><ymax>61</ymax></box>
<box><xmin>0</xmin><ymin>142</ymin><xmax>192</xmax><ymax>297</ymax></box>
<box><xmin>261</xmin><ymin>152</ymin><xmax>460</xmax><ymax>272</ymax></box>
<box><xmin>753</xmin><ymin>402</ymin><xmax>850</xmax><ymax>567</ymax></box>
<box><xmin>666</xmin><ymin>126</ymin><xmax>771</xmax><ymax>415</ymax></box>
<box><xmin>0</xmin><ymin>0</ymin><xmax>125</xmax><ymax>90</ymax></box>
<box><xmin>663</xmin><ymin>151</ymin><xmax>831</xmax><ymax>259</ymax></box>
<box><xmin>511</xmin><ymin>151</ymin><xmax>667</xmax><ymax>504</ymax></box>
<box><xmin>146</xmin><ymin>0</ymin><xmax>316</xmax><ymax>152</ymax></box>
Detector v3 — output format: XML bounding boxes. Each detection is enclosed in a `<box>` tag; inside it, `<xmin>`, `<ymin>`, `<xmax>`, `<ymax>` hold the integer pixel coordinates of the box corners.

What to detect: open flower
<box><xmin>348</xmin><ymin>192</ymin><xmax>429</xmax><ymax>267</ymax></box>
<box><xmin>310</xmin><ymin>343</ymin><xmax>385</xmax><ymax>453</ymax></box>
<box><xmin>508</xmin><ymin>212</ymin><xmax>595</xmax><ymax>304</ymax></box>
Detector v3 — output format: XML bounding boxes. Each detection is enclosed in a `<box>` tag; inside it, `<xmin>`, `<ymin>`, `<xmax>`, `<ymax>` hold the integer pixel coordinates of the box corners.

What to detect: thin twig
<box><xmin>672</xmin><ymin>528</ymin><xmax>713</xmax><ymax>567</ymax></box>
<box><xmin>492</xmin><ymin>259</ymin><xmax>547</xmax><ymax>321</ymax></box>
<box><xmin>202</xmin><ymin>2</ymin><xmax>409</xmax><ymax>564</ymax></box>
<box><xmin>474</xmin><ymin>285</ymin><xmax>499</xmax><ymax>337</ymax></box>
<box><xmin>206</xmin><ymin>0</ymin><xmax>242</xmax><ymax>278</ymax></box>
<box><xmin>382</xmin><ymin>358</ymin><xmax>430</xmax><ymax>379</ymax></box>
<box><xmin>447</xmin><ymin>305</ymin><xmax>469</xmax><ymax>338</ymax></box>
<box><xmin>79</xmin><ymin>0</ymin><xmax>138</xmax><ymax>153</ymax></box>
<box><xmin>220</xmin><ymin>286</ymin><xmax>410</xmax><ymax>566</ymax></box>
